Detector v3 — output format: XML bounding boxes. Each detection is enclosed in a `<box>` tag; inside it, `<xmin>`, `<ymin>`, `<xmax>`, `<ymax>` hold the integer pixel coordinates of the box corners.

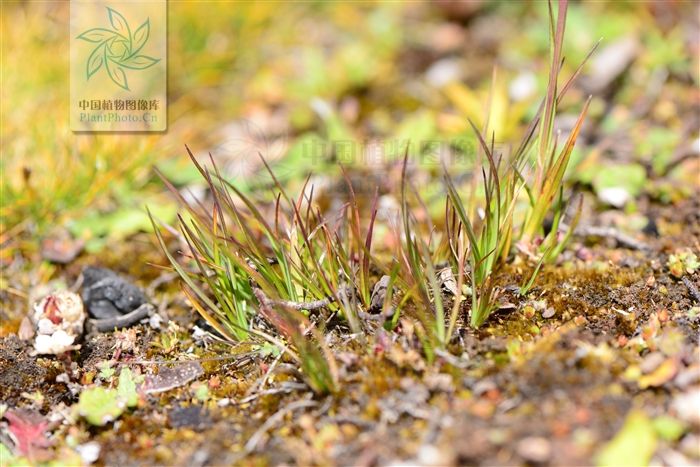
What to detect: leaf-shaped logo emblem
<box><xmin>76</xmin><ymin>7</ymin><xmax>160</xmax><ymax>91</ymax></box>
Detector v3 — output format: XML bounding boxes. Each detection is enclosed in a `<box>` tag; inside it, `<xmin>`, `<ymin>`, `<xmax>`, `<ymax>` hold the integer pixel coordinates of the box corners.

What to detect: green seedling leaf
<box><xmin>312</xmin><ymin>100</ymin><xmax>359</xmax><ymax>163</ymax></box>
<box><xmin>667</xmin><ymin>250</ymin><xmax>699</xmax><ymax>278</ymax></box>
<box><xmin>97</xmin><ymin>361</ymin><xmax>115</xmax><ymax>381</ymax></box>
<box><xmin>76</xmin><ymin>387</ymin><xmax>125</xmax><ymax>426</ymax></box>
<box><xmin>117</xmin><ymin>368</ymin><xmax>140</xmax><ymax>408</ymax></box>
<box><xmin>194</xmin><ymin>384</ymin><xmax>209</xmax><ymax>402</ymax></box>
<box><xmin>255</xmin><ymin>342</ymin><xmax>281</xmax><ymax>358</ymax></box>
<box><xmin>280</xmin><ymin>132</ymin><xmax>329</xmax><ymax>180</ymax></box>
<box><xmin>595</xmin><ymin>410</ymin><xmax>657</xmax><ymax>467</ymax></box>
<box><xmin>108</xmin><ymin>207</ymin><xmax>160</xmax><ymax>236</ymax></box>
<box><xmin>652</xmin><ymin>416</ymin><xmax>686</xmax><ymax>442</ymax></box>
<box><xmin>636</xmin><ymin>127</ymin><xmax>678</xmax><ymax>175</ymax></box>
<box><xmin>68</xmin><ymin>197</ymin><xmax>177</xmax><ymax>248</ymax></box>
<box><xmin>336</xmin><ymin>43</ymin><xmax>377</xmax><ymax>86</ymax></box>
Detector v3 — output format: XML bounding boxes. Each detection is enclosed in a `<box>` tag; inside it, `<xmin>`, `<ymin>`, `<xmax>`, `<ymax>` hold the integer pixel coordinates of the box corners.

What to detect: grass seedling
<box><xmin>152</xmin><ymin>148</ymin><xmax>349</xmax><ymax>393</ymax></box>
<box><xmin>444</xmin><ymin>0</ymin><xmax>595</xmax><ymax>326</ymax></box>
<box><xmin>398</xmin><ymin>156</ymin><xmax>461</xmax><ymax>358</ymax></box>
<box><xmin>444</xmin><ymin>134</ymin><xmax>517</xmax><ymax>328</ymax></box>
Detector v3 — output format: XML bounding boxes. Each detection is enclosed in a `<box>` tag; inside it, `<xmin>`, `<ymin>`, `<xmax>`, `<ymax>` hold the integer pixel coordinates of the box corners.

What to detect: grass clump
<box><xmin>152</xmin><ymin>148</ymin><xmax>387</xmax><ymax>393</ymax></box>
<box><xmin>443</xmin><ymin>0</ymin><xmax>593</xmax><ymax>327</ymax></box>
<box><xmin>152</xmin><ymin>0</ymin><xmax>594</xmax><ymax>387</ymax></box>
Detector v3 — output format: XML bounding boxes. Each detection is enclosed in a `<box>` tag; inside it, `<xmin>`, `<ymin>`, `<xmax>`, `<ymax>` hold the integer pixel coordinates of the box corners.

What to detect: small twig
<box><xmin>126</xmin><ymin>352</ymin><xmax>256</xmax><ymax>366</ymax></box>
<box><xmin>221</xmin><ymin>354</ymin><xmax>256</xmax><ymax>372</ymax></box>
<box><xmin>254</xmin><ymin>285</ymin><xmax>351</xmax><ymax>311</ymax></box>
<box><xmin>357</xmin><ymin>307</ymin><xmax>395</xmax><ymax>322</ymax></box>
<box><xmin>70</xmin><ymin>272</ymin><xmax>84</xmax><ymax>293</ymax></box>
<box><xmin>323</xmin><ymin>310</ymin><xmax>339</xmax><ymax>327</ymax></box>
<box><xmin>244</xmin><ymin>352</ymin><xmax>284</xmax><ymax>397</ymax></box>
<box><xmin>269</xmin><ymin>295</ymin><xmax>336</xmax><ymax>310</ymax></box>
<box><xmin>88</xmin><ymin>303</ymin><xmax>154</xmax><ymax>332</ymax></box>
<box><xmin>682</xmin><ymin>276</ymin><xmax>700</xmax><ymax>304</ymax></box>
<box><xmin>564</xmin><ymin>223</ymin><xmax>652</xmax><ymax>251</ymax></box>
<box><xmin>312</xmin><ymin>396</ymin><xmax>333</xmax><ymax>418</ymax></box>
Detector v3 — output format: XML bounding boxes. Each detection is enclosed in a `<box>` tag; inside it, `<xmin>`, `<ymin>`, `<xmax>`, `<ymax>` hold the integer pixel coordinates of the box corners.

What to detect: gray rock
<box><xmin>81</xmin><ymin>267</ymin><xmax>147</xmax><ymax>319</ymax></box>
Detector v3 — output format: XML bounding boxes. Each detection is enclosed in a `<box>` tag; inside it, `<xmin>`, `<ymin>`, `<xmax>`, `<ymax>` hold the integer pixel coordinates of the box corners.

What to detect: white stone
<box><xmin>426</xmin><ymin>59</ymin><xmax>462</xmax><ymax>88</ymax></box>
<box><xmin>76</xmin><ymin>441</ymin><xmax>101</xmax><ymax>464</ymax></box>
<box><xmin>598</xmin><ymin>187</ymin><xmax>631</xmax><ymax>208</ymax></box>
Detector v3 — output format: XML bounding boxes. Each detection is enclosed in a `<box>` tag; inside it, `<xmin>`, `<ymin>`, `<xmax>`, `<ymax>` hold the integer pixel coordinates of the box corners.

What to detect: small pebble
<box><xmin>426</xmin><ymin>59</ymin><xmax>462</xmax><ymax>87</ymax></box>
<box><xmin>18</xmin><ymin>316</ymin><xmax>35</xmax><ymax>341</ymax></box>
<box><xmin>76</xmin><ymin>442</ymin><xmax>101</xmax><ymax>464</ymax></box>
<box><xmin>168</xmin><ymin>405</ymin><xmax>211</xmax><ymax>430</ymax></box>
<box><xmin>217</xmin><ymin>398</ymin><xmax>231</xmax><ymax>407</ymax></box>
<box><xmin>516</xmin><ymin>436</ymin><xmax>552</xmax><ymax>463</ymax></box>
<box><xmin>598</xmin><ymin>187</ymin><xmax>631</xmax><ymax>208</ymax></box>
<box><xmin>416</xmin><ymin>444</ymin><xmax>454</xmax><ymax>467</ymax></box>
<box><xmin>583</xmin><ymin>36</ymin><xmax>639</xmax><ymax>94</ymax></box>
<box><xmin>424</xmin><ymin>372</ymin><xmax>454</xmax><ymax>392</ymax></box>
<box><xmin>149</xmin><ymin>313</ymin><xmax>164</xmax><ymax>329</ymax></box>
<box><xmin>542</xmin><ymin>307</ymin><xmax>556</xmax><ymax>319</ymax></box>
<box><xmin>55</xmin><ymin>373</ymin><xmax>70</xmax><ymax>384</ymax></box>
<box><xmin>40</xmin><ymin>229</ymin><xmax>84</xmax><ymax>264</ymax></box>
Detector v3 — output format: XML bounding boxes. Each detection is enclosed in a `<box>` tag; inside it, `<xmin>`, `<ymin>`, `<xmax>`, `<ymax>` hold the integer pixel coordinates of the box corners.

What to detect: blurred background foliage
<box><xmin>1</xmin><ymin>0</ymin><xmax>698</xmax><ymax>259</ymax></box>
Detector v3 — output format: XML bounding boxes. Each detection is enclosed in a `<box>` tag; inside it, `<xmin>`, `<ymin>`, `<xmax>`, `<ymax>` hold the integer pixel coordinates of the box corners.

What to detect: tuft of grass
<box><xmin>444</xmin><ymin>0</ymin><xmax>594</xmax><ymax>327</ymax></box>
<box><xmin>152</xmin><ymin>148</ymin><xmax>384</xmax><ymax>393</ymax></box>
<box><xmin>398</xmin><ymin>167</ymin><xmax>444</xmax><ymax>360</ymax></box>
<box><xmin>444</xmin><ymin>159</ymin><xmax>503</xmax><ymax>329</ymax></box>
<box><xmin>152</xmin><ymin>1</ymin><xmax>597</xmax><ymax>372</ymax></box>
<box><xmin>398</xmin><ymin>155</ymin><xmax>467</xmax><ymax>357</ymax></box>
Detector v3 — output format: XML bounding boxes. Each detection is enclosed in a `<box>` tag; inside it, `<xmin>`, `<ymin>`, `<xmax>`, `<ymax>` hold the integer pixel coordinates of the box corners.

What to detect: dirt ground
<box><xmin>2</xmin><ymin>2</ymin><xmax>700</xmax><ymax>465</ymax></box>
<box><xmin>1</xmin><ymin>194</ymin><xmax>698</xmax><ymax>466</ymax></box>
